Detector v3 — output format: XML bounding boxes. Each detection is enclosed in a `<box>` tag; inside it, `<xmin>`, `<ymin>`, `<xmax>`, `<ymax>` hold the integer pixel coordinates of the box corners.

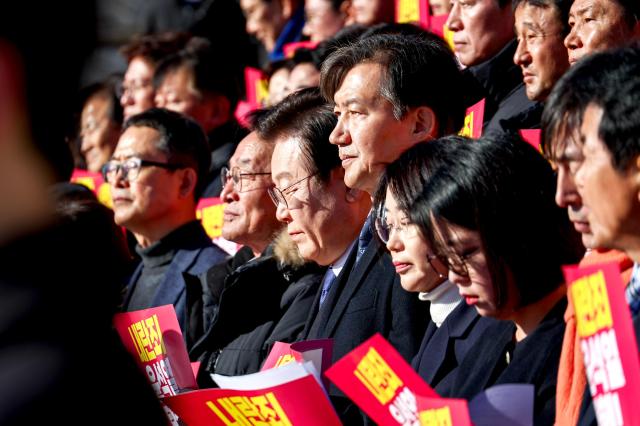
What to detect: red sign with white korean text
<box><xmin>196</xmin><ymin>197</ymin><xmax>225</xmax><ymax>240</ymax></box>
<box><xmin>395</xmin><ymin>0</ymin><xmax>430</xmax><ymax>28</ymax></box>
<box><xmin>164</xmin><ymin>375</ymin><xmax>341</xmax><ymax>426</ymax></box>
<box><xmin>459</xmin><ymin>99</ymin><xmax>485</xmax><ymax>139</ymax></box>
<box><xmin>114</xmin><ymin>305</ymin><xmax>197</xmax><ymax>396</ymax></box>
<box><xmin>70</xmin><ymin>169</ymin><xmax>112</xmax><ymax>208</ymax></box>
<box><xmin>283</xmin><ymin>41</ymin><xmax>319</xmax><ymax>58</ymax></box>
<box><xmin>326</xmin><ymin>334</ymin><xmax>446</xmax><ymax>425</ymax></box>
<box><xmin>519</xmin><ymin>129</ymin><xmax>542</xmax><ymax>153</ymax></box>
<box><xmin>564</xmin><ymin>262</ymin><xmax>640</xmax><ymax>426</ymax></box>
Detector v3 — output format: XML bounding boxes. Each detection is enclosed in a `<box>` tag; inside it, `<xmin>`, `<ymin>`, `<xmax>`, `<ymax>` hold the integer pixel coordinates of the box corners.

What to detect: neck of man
<box><xmin>133</xmin><ymin>210</ymin><xmax>197</xmax><ymax>248</ymax></box>
<box><xmin>512</xmin><ymin>284</ymin><xmax>566</xmax><ymax>342</ymax></box>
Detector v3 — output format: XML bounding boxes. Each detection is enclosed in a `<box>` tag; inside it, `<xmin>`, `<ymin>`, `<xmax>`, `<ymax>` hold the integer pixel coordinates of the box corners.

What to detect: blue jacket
<box><xmin>123</xmin><ymin>224</ymin><xmax>227</xmax><ymax>333</ymax></box>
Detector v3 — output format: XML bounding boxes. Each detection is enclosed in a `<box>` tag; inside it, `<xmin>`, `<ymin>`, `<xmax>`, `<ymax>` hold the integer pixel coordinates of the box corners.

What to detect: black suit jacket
<box><xmin>302</xmin><ymin>238</ymin><xmax>427</xmax><ymax>425</ymax></box>
<box><xmin>412</xmin><ymin>301</ymin><xmax>494</xmax><ymax>396</ymax></box>
<box><xmin>303</xmin><ymin>236</ymin><xmax>427</xmax><ymax>374</ymax></box>
<box><xmin>449</xmin><ymin>298</ymin><xmax>567</xmax><ymax>426</ymax></box>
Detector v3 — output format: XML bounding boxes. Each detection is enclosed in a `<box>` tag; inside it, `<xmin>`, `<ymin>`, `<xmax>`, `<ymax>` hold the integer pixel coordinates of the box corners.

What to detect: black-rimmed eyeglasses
<box><xmin>268</xmin><ymin>172</ymin><xmax>319</xmax><ymax>209</ymax></box>
<box><xmin>221</xmin><ymin>166</ymin><xmax>271</xmax><ymax>192</ymax></box>
<box><xmin>102</xmin><ymin>157</ymin><xmax>184</xmax><ymax>183</ymax></box>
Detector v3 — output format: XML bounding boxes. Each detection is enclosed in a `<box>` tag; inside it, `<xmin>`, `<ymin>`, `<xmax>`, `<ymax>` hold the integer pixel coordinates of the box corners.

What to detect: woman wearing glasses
<box><xmin>421</xmin><ymin>134</ymin><xmax>583</xmax><ymax>424</ymax></box>
<box><xmin>372</xmin><ymin>137</ymin><xmax>494</xmax><ymax>396</ymax></box>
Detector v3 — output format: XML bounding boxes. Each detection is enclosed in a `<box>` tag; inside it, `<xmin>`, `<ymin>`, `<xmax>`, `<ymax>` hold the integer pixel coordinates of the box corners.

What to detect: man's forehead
<box><xmin>231</xmin><ymin>134</ymin><xmax>270</xmax><ymax>168</ymax></box>
<box><xmin>333</xmin><ymin>62</ymin><xmax>384</xmax><ymax>105</ymax></box>
<box><xmin>516</xmin><ymin>3</ymin><xmax>561</xmax><ymax>29</ymax></box>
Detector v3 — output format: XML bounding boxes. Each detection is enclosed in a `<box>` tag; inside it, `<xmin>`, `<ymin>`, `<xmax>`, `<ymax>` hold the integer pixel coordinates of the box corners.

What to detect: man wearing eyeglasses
<box><xmin>106</xmin><ymin>108</ymin><xmax>227</xmax><ymax>341</ymax></box>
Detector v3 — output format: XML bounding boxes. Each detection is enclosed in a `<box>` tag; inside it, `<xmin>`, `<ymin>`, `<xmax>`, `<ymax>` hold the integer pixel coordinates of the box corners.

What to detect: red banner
<box><xmin>245</xmin><ymin>67</ymin><xmax>269</xmax><ymax>108</ymax></box>
<box><xmin>564</xmin><ymin>262</ymin><xmax>640</xmax><ymax>426</ymax></box>
<box><xmin>113</xmin><ymin>305</ymin><xmax>197</xmax><ymax>396</ymax></box>
<box><xmin>417</xmin><ymin>396</ymin><xmax>472</xmax><ymax>426</ymax></box>
<box><xmin>70</xmin><ymin>169</ymin><xmax>112</xmax><ymax>208</ymax></box>
<box><xmin>283</xmin><ymin>41</ymin><xmax>319</xmax><ymax>58</ymax></box>
<box><xmin>326</xmin><ymin>334</ymin><xmax>452</xmax><ymax>425</ymax></box>
<box><xmin>519</xmin><ymin>129</ymin><xmax>542</xmax><ymax>153</ymax></box>
<box><xmin>459</xmin><ymin>99</ymin><xmax>485</xmax><ymax>139</ymax></box>
<box><xmin>164</xmin><ymin>375</ymin><xmax>341</xmax><ymax>426</ymax></box>
<box><xmin>262</xmin><ymin>339</ymin><xmax>334</xmax><ymax>389</ymax></box>
<box><xmin>196</xmin><ymin>197</ymin><xmax>225</xmax><ymax>240</ymax></box>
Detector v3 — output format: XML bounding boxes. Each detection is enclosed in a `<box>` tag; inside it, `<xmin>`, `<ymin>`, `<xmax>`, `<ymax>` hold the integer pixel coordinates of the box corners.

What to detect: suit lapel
<box><xmin>151</xmin><ymin>248</ymin><xmax>199</xmax><ymax>307</ymax></box>
<box><xmin>322</xmin><ymin>238</ymin><xmax>382</xmax><ymax>337</ymax></box>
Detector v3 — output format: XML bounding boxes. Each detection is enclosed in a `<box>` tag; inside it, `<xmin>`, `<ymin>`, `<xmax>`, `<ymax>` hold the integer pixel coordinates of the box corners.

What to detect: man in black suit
<box><xmin>310</xmin><ymin>32</ymin><xmax>467</xmax><ymax>422</ymax></box>
<box><xmin>544</xmin><ymin>43</ymin><xmax>640</xmax><ymax>426</ymax></box>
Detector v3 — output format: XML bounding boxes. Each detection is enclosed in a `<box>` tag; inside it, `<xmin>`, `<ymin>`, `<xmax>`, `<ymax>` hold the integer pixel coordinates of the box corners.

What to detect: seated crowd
<box><xmin>1</xmin><ymin>0</ymin><xmax>640</xmax><ymax>424</ymax></box>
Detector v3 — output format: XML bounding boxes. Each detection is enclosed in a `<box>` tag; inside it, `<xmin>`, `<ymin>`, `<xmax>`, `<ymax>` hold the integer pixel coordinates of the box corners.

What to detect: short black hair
<box><xmin>512</xmin><ymin>0</ymin><xmax>572</xmax><ymax>35</ymax></box>
<box><xmin>124</xmin><ymin>108</ymin><xmax>211</xmax><ymax>199</ymax></box>
<box><xmin>256</xmin><ymin>87</ymin><xmax>339</xmax><ymax>182</ymax></box>
<box><xmin>154</xmin><ymin>39</ymin><xmax>240</xmax><ymax>113</ymax></box>
<box><xmin>542</xmin><ymin>42</ymin><xmax>640</xmax><ymax>167</ymax></box>
<box><xmin>320</xmin><ymin>33</ymin><xmax>466</xmax><ymax>135</ymax></box>
<box><xmin>422</xmin><ymin>133</ymin><xmax>583</xmax><ymax>308</ymax></box>
<box><xmin>372</xmin><ymin>136</ymin><xmax>468</xmax><ymax>237</ymax></box>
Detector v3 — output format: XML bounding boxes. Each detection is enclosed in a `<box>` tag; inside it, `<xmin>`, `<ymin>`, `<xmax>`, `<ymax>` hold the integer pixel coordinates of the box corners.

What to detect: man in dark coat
<box><xmin>316</xmin><ymin>33</ymin><xmax>467</xmax><ymax>423</ymax></box>
<box><xmin>108</xmin><ymin>108</ymin><xmax>227</xmax><ymax>338</ymax></box>
<box><xmin>446</xmin><ymin>0</ymin><xmax>541</xmax><ymax>134</ymax></box>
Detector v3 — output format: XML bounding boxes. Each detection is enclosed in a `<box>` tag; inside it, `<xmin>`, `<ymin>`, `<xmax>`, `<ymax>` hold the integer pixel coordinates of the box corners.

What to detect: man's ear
<box><xmin>411</xmin><ymin>106</ymin><xmax>438</xmax><ymax>142</ymax></box>
<box><xmin>179</xmin><ymin>167</ymin><xmax>198</xmax><ymax>199</ymax></box>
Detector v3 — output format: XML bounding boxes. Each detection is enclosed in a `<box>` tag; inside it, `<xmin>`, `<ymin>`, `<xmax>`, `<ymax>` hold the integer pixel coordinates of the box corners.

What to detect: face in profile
<box><xmin>330</xmin><ymin>62</ymin><xmax>421</xmax><ymax>194</ymax></box>
<box><xmin>221</xmin><ymin>132</ymin><xmax>279</xmax><ymax>251</ymax></box>
<box><xmin>120</xmin><ymin>56</ymin><xmax>155</xmax><ymax>121</ymax></box>
<box><xmin>240</xmin><ymin>0</ymin><xmax>286</xmax><ymax>52</ymax></box>
<box><xmin>446</xmin><ymin>0</ymin><xmax>516</xmax><ymax>67</ymax></box>
<box><xmin>271</xmin><ymin>136</ymin><xmax>361</xmax><ymax>265</ymax></box>
<box><xmin>575</xmin><ymin>104</ymin><xmax>640</xmax><ymax>251</ymax></box>
<box><xmin>435</xmin><ymin>220</ymin><xmax>518</xmax><ymax>319</ymax></box>
<box><xmin>268</xmin><ymin>67</ymin><xmax>291</xmax><ymax>106</ymax></box>
<box><xmin>108</xmin><ymin>126</ymin><xmax>187</xmax><ymax>234</ymax></box>
<box><xmin>155</xmin><ymin>66</ymin><xmax>214</xmax><ymax>133</ymax></box>
<box><xmin>513</xmin><ymin>3</ymin><xmax>569</xmax><ymax>101</ymax></box>
<box><xmin>287</xmin><ymin>63</ymin><xmax>321</xmax><ymax>94</ymax></box>
<box><xmin>381</xmin><ymin>188</ymin><xmax>448</xmax><ymax>293</ymax></box>
<box><xmin>551</xmin><ymin>133</ymin><xmax>595</xmax><ymax>248</ymax></box>
<box><xmin>565</xmin><ymin>0</ymin><xmax>637</xmax><ymax>66</ymax></box>
<box><xmin>303</xmin><ymin>0</ymin><xmax>346</xmax><ymax>42</ymax></box>
<box><xmin>350</xmin><ymin>0</ymin><xmax>394</xmax><ymax>25</ymax></box>
<box><xmin>80</xmin><ymin>92</ymin><xmax>121</xmax><ymax>173</ymax></box>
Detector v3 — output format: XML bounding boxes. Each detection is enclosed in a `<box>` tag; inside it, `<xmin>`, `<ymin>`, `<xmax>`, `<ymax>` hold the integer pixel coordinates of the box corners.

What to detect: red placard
<box><xmin>164</xmin><ymin>375</ymin><xmax>341</xmax><ymax>426</ymax></box>
<box><xmin>519</xmin><ymin>129</ymin><xmax>542</xmax><ymax>153</ymax></box>
<box><xmin>283</xmin><ymin>41</ymin><xmax>319</xmax><ymax>58</ymax></box>
<box><xmin>113</xmin><ymin>305</ymin><xmax>197</xmax><ymax>396</ymax></box>
<box><xmin>564</xmin><ymin>262</ymin><xmax>640</xmax><ymax>426</ymax></box>
<box><xmin>70</xmin><ymin>169</ymin><xmax>112</xmax><ymax>208</ymax></box>
<box><xmin>459</xmin><ymin>99</ymin><xmax>485</xmax><ymax>139</ymax></box>
<box><xmin>417</xmin><ymin>396</ymin><xmax>472</xmax><ymax>426</ymax></box>
<box><xmin>395</xmin><ymin>0</ymin><xmax>430</xmax><ymax>29</ymax></box>
<box><xmin>196</xmin><ymin>197</ymin><xmax>225</xmax><ymax>240</ymax></box>
<box><xmin>244</xmin><ymin>67</ymin><xmax>269</xmax><ymax>108</ymax></box>
<box><xmin>262</xmin><ymin>339</ymin><xmax>334</xmax><ymax>389</ymax></box>
<box><xmin>429</xmin><ymin>14</ymin><xmax>454</xmax><ymax>51</ymax></box>
<box><xmin>326</xmin><ymin>334</ymin><xmax>442</xmax><ymax>425</ymax></box>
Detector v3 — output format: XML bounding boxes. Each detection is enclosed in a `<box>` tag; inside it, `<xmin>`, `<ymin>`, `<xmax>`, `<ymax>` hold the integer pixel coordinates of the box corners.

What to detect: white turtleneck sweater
<box><xmin>418</xmin><ymin>280</ymin><xmax>462</xmax><ymax>327</ymax></box>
